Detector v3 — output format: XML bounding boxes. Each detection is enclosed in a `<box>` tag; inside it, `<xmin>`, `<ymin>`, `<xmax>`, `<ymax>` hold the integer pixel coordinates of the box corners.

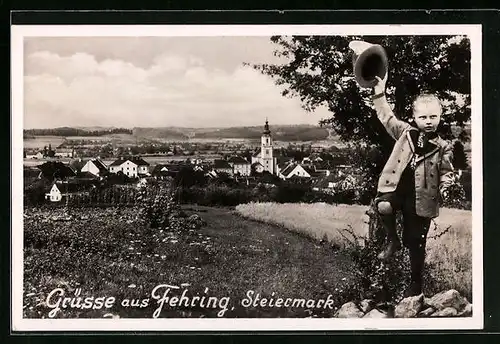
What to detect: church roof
<box><xmin>263</xmin><ymin>119</ymin><xmax>271</xmax><ymax>135</ymax></box>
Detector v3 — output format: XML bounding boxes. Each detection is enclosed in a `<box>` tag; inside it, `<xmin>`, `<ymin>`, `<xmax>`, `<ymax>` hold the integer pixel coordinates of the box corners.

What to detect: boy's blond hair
<box><xmin>412</xmin><ymin>93</ymin><xmax>443</xmax><ymax>115</ymax></box>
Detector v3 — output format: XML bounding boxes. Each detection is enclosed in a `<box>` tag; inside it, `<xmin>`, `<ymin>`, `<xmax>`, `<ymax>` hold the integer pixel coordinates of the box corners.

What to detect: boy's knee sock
<box><xmin>379</xmin><ymin>213</ymin><xmax>399</xmax><ymax>244</ymax></box>
<box><xmin>409</xmin><ymin>244</ymin><xmax>426</xmax><ymax>284</ymax></box>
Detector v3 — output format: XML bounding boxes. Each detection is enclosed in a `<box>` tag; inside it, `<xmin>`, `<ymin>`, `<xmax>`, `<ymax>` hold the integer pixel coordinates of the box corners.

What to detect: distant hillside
<box><xmin>24</xmin><ymin>127</ymin><xmax>132</xmax><ymax>136</ymax></box>
<box><xmin>133</xmin><ymin>127</ymin><xmax>190</xmax><ymax>140</ymax></box>
<box><xmin>25</xmin><ymin>125</ymin><xmax>333</xmax><ymax>142</ymax></box>
<box><xmin>194</xmin><ymin>125</ymin><xmax>330</xmax><ymax>141</ymax></box>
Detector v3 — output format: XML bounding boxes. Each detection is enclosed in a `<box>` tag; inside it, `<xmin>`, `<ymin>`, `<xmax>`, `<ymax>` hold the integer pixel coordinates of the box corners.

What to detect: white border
<box><xmin>11</xmin><ymin>24</ymin><xmax>483</xmax><ymax>332</ymax></box>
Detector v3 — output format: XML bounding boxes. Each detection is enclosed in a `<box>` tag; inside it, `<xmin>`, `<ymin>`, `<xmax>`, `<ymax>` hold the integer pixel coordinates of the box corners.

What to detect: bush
<box><xmin>175</xmin><ymin>185</ymin><xmax>254</xmax><ymax>207</ymax></box>
<box><xmin>442</xmin><ymin>179</ymin><xmax>470</xmax><ymax>210</ymax></box>
<box><xmin>341</xmin><ymin>206</ymin><xmax>436</xmax><ymax>303</ymax></box>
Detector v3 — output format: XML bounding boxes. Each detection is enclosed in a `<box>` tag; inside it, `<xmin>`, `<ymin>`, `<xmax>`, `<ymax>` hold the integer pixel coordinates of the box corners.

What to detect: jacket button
<box><xmin>430</xmin><ymin>162</ymin><xmax>433</xmax><ymax>166</ymax></box>
<box><xmin>392</xmin><ymin>170</ymin><xmax>396</xmax><ymax>173</ymax></box>
<box><xmin>398</xmin><ymin>160</ymin><xmax>401</xmax><ymax>163</ymax></box>
<box><xmin>430</xmin><ymin>174</ymin><xmax>434</xmax><ymax>177</ymax></box>
<box><xmin>386</xmin><ymin>180</ymin><xmax>389</xmax><ymax>184</ymax></box>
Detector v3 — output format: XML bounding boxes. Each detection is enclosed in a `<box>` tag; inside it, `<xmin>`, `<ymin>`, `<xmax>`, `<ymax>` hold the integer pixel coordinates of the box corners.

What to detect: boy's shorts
<box><xmin>374</xmin><ymin>191</ymin><xmax>431</xmax><ymax>249</ymax></box>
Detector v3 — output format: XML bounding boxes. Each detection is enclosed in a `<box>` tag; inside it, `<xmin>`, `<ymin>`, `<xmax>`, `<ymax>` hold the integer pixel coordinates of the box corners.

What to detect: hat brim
<box><xmin>353</xmin><ymin>44</ymin><xmax>388</xmax><ymax>88</ymax></box>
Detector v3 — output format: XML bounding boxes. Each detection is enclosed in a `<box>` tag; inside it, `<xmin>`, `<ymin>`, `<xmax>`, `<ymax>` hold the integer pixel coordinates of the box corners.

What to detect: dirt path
<box><xmin>179</xmin><ymin>205</ymin><xmax>359</xmax><ymax>317</ymax></box>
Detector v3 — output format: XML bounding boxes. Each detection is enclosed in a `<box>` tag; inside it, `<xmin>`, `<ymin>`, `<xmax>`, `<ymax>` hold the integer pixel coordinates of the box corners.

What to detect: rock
<box><xmin>363</xmin><ymin>309</ymin><xmax>389</xmax><ymax>318</ymax></box>
<box><xmin>427</xmin><ymin>290</ymin><xmax>468</xmax><ymax>311</ymax></box>
<box><xmin>418</xmin><ymin>307</ymin><xmax>435</xmax><ymax>317</ymax></box>
<box><xmin>431</xmin><ymin>307</ymin><xmax>458</xmax><ymax>317</ymax></box>
<box><xmin>335</xmin><ymin>302</ymin><xmax>364</xmax><ymax>318</ymax></box>
<box><xmin>394</xmin><ymin>294</ymin><xmax>424</xmax><ymax>318</ymax></box>
<box><xmin>359</xmin><ymin>299</ymin><xmax>375</xmax><ymax>313</ymax></box>
<box><xmin>457</xmin><ymin>303</ymin><xmax>473</xmax><ymax>317</ymax></box>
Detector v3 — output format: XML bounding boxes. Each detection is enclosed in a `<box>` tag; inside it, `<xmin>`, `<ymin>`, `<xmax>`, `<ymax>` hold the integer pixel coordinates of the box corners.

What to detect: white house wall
<box><xmin>81</xmin><ymin>161</ymin><xmax>100</xmax><ymax>176</ymax></box>
<box><xmin>121</xmin><ymin>161</ymin><xmax>139</xmax><ymax>178</ymax></box>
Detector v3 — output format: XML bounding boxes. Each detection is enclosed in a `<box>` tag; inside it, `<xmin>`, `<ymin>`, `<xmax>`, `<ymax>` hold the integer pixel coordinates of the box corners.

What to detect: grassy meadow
<box><xmin>235</xmin><ymin>202</ymin><xmax>473</xmax><ymax>299</ymax></box>
<box><xmin>23</xmin><ymin>205</ymin><xmax>359</xmax><ymax>319</ymax></box>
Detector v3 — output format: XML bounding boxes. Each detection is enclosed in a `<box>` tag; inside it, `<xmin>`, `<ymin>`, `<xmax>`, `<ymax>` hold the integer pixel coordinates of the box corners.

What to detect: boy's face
<box><xmin>413</xmin><ymin>101</ymin><xmax>441</xmax><ymax>133</ymax></box>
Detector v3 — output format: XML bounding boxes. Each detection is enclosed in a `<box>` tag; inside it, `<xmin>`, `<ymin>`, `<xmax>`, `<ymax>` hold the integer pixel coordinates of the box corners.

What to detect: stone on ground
<box><xmin>427</xmin><ymin>289</ymin><xmax>469</xmax><ymax>312</ymax></box>
<box><xmin>394</xmin><ymin>294</ymin><xmax>424</xmax><ymax>318</ymax></box>
<box><xmin>335</xmin><ymin>302</ymin><xmax>364</xmax><ymax>318</ymax></box>
<box><xmin>363</xmin><ymin>308</ymin><xmax>389</xmax><ymax>318</ymax></box>
<box><xmin>431</xmin><ymin>307</ymin><xmax>458</xmax><ymax>317</ymax></box>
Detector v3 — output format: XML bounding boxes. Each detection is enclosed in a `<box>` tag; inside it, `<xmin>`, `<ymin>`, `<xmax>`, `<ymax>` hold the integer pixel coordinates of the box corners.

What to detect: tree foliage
<box><xmin>253</xmin><ymin>35</ymin><xmax>471</xmax><ymax>153</ymax></box>
<box><xmin>253</xmin><ymin>35</ymin><xmax>471</xmax><ymax>202</ymax></box>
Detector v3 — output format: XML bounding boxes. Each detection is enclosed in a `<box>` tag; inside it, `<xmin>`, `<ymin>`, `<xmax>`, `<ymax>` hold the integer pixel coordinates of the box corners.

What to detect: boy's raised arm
<box><xmin>372</xmin><ymin>76</ymin><xmax>410</xmax><ymax>140</ymax></box>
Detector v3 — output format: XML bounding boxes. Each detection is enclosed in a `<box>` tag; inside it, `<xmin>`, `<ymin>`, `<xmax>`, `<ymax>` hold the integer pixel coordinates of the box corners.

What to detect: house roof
<box><xmin>302</xmin><ymin>166</ymin><xmax>316</xmax><ymax>176</ymax></box>
<box><xmin>280</xmin><ymin>163</ymin><xmax>297</xmax><ymax>177</ymax></box>
<box><xmin>110</xmin><ymin>156</ymin><xmax>150</xmax><ymax>167</ymax></box>
<box><xmin>37</xmin><ymin>161</ymin><xmax>77</xmax><ymax>180</ymax></box>
<box><xmin>228</xmin><ymin>156</ymin><xmax>249</xmax><ymax>164</ymax></box>
<box><xmin>69</xmin><ymin>159</ymin><xmax>86</xmax><ymax>172</ymax></box>
<box><xmin>91</xmin><ymin>159</ymin><xmax>108</xmax><ymax>173</ymax></box>
<box><xmin>313</xmin><ymin>173</ymin><xmax>346</xmax><ymax>188</ymax></box>
<box><xmin>214</xmin><ymin>160</ymin><xmax>232</xmax><ymax>169</ymax></box>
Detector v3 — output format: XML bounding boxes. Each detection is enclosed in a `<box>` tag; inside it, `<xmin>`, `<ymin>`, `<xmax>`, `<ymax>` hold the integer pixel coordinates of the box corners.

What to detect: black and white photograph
<box><xmin>11</xmin><ymin>24</ymin><xmax>483</xmax><ymax>331</ymax></box>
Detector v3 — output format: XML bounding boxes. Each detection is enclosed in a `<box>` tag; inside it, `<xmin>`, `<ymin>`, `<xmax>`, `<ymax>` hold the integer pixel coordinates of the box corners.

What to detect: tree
<box><xmin>254</xmin><ymin>35</ymin><xmax>470</xmax><ymax>145</ymax></box>
<box><xmin>452</xmin><ymin>140</ymin><xmax>469</xmax><ymax>171</ymax></box>
<box><xmin>253</xmin><ymin>35</ymin><xmax>471</xmax><ymax>202</ymax></box>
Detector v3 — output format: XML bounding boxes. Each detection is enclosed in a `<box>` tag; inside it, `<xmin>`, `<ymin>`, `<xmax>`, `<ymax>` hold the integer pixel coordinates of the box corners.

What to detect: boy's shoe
<box><xmin>403</xmin><ymin>281</ymin><xmax>423</xmax><ymax>298</ymax></box>
<box><xmin>377</xmin><ymin>240</ymin><xmax>401</xmax><ymax>260</ymax></box>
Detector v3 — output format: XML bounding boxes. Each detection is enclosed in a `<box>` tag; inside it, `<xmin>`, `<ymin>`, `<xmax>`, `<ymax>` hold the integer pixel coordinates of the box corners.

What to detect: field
<box><xmin>23</xmin><ymin>205</ymin><xmax>359</xmax><ymax>319</ymax></box>
<box><xmin>235</xmin><ymin>202</ymin><xmax>473</xmax><ymax>298</ymax></box>
<box><xmin>24</xmin><ymin>136</ymin><xmax>66</xmax><ymax>149</ymax></box>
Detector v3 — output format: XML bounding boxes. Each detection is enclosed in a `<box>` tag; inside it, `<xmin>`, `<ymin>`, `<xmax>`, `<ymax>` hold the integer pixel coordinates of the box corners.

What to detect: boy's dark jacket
<box><xmin>373</xmin><ymin>95</ymin><xmax>455</xmax><ymax>218</ymax></box>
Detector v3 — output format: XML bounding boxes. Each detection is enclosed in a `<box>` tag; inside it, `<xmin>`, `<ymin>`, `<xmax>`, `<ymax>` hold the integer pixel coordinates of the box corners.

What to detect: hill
<box><xmin>133</xmin><ymin>125</ymin><xmax>331</xmax><ymax>142</ymax></box>
<box><xmin>24</xmin><ymin>125</ymin><xmax>335</xmax><ymax>142</ymax></box>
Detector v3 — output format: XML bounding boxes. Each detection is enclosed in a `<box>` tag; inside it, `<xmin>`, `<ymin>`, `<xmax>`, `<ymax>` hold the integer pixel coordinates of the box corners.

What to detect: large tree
<box><xmin>254</xmin><ymin>35</ymin><xmax>470</xmax><ymax>151</ymax></box>
<box><xmin>253</xmin><ymin>35</ymin><xmax>471</xmax><ymax>202</ymax></box>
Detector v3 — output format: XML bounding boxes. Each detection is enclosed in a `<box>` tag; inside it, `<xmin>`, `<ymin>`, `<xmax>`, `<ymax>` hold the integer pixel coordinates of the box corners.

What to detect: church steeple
<box><xmin>263</xmin><ymin>117</ymin><xmax>271</xmax><ymax>135</ymax></box>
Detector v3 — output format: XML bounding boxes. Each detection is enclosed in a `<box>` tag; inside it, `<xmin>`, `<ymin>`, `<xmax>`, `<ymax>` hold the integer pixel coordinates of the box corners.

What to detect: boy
<box><xmin>371</xmin><ymin>74</ymin><xmax>455</xmax><ymax>297</ymax></box>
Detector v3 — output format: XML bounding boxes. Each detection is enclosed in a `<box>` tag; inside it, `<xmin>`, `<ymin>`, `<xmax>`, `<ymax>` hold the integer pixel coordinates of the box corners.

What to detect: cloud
<box><xmin>24</xmin><ymin>48</ymin><xmax>329</xmax><ymax>129</ymax></box>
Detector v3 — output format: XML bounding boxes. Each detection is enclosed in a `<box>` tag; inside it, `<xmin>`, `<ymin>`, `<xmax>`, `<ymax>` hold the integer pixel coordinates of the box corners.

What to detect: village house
<box><xmin>228</xmin><ymin>156</ymin><xmax>251</xmax><ymax>176</ymax></box>
<box><xmin>151</xmin><ymin>164</ymin><xmax>183</xmax><ymax>180</ymax></box>
<box><xmin>108</xmin><ymin>157</ymin><xmax>150</xmax><ymax>178</ymax></box>
<box><xmin>312</xmin><ymin>173</ymin><xmax>359</xmax><ymax>192</ymax></box>
<box><xmin>278</xmin><ymin>163</ymin><xmax>311</xmax><ymax>179</ymax></box>
<box><xmin>37</xmin><ymin>161</ymin><xmax>77</xmax><ymax>181</ymax></box>
<box><xmin>25</xmin><ymin>150</ymin><xmax>44</xmax><ymax>159</ymax></box>
<box><xmin>54</xmin><ymin>148</ymin><xmax>76</xmax><ymax>158</ymax></box>
<box><xmin>45</xmin><ymin>181</ymin><xmax>95</xmax><ymax>202</ymax></box>
<box><xmin>81</xmin><ymin>158</ymin><xmax>108</xmax><ymax>177</ymax></box>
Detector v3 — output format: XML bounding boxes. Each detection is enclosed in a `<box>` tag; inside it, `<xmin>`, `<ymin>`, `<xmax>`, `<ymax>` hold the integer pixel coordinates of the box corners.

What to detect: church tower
<box><xmin>261</xmin><ymin>118</ymin><xmax>274</xmax><ymax>174</ymax></box>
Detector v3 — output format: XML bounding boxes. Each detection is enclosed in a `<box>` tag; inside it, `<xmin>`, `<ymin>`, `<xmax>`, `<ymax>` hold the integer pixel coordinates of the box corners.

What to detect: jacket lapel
<box><xmin>405</xmin><ymin>131</ymin><xmax>416</xmax><ymax>153</ymax></box>
<box><xmin>414</xmin><ymin>137</ymin><xmax>440</xmax><ymax>163</ymax></box>
<box><xmin>405</xmin><ymin>129</ymin><xmax>440</xmax><ymax>164</ymax></box>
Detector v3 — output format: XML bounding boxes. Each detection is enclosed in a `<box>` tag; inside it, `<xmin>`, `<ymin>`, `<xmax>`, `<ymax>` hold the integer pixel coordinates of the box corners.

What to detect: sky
<box><xmin>23</xmin><ymin>36</ymin><xmax>332</xmax><ymax>129</ymax></box>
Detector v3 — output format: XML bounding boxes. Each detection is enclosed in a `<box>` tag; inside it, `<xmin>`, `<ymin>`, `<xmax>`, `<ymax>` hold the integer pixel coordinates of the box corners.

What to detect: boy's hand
<box><xmin>374</xmin><ymin>74</ymin><xmax>388</xmax><ymax>95</ymax></box>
